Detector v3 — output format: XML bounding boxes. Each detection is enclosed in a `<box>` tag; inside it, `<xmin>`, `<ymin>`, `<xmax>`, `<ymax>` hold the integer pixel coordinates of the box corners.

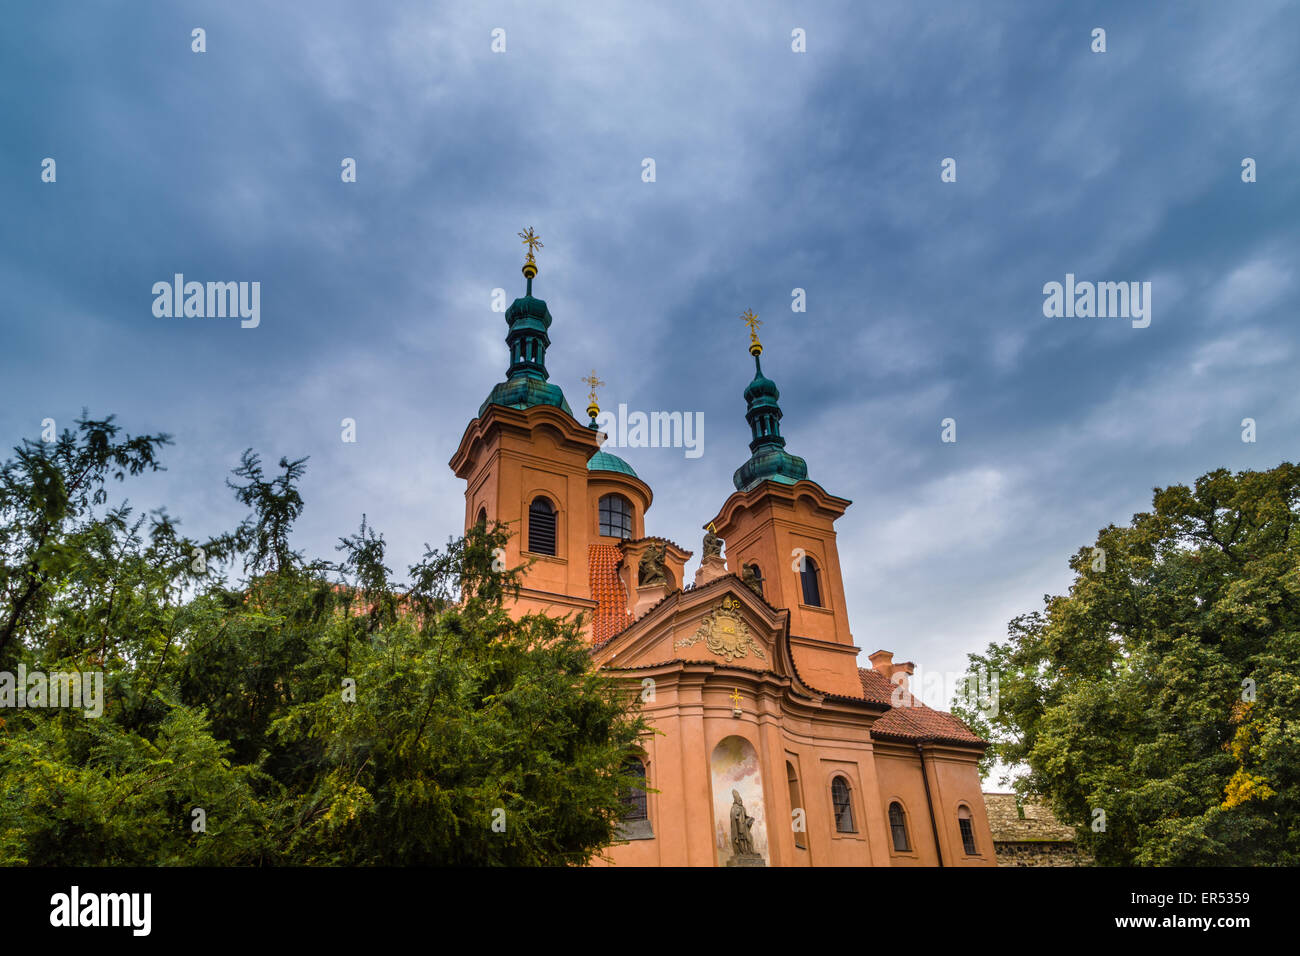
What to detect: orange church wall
<box><xmin>710</xmin><ymin>482</ymin><xmax>856</xmax><ymax>673</ymax></box>
<box><xmin>595</xmin><ymin>666</ymin><xmax>897</xmax><ymax>867</ymax></box>
<box><xmin>585</xmin><ymin>475</ymin><xmax>651</xmax><ymax>542</ymax></box>
<box><xmin>787</xmin><ymin>634</ymin><xmax>867</xmax><ymax>699</ymax></box>
<box><xmin>872</xmin><ymin>740</ymin><xmax>994</xmax><ymax>866</ymax></box>
<box><xmin>872</xmin><ymin>745</ymin><xmax>945</xmax><ymax>865</ymax></box>
<box><xmin>451</xmin><ymin>405</ymin><xmax>603</xmax><ymax>605</ymax></box>
<box><xmin>925</xmin><ymin>745</ymin><xmax>996</xmax><ymax>866</ymax></box>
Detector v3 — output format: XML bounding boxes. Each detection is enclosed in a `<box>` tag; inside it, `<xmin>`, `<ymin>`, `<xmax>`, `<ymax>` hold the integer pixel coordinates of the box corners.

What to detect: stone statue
<box><xmin>741</xmin><ymin>563</ymin><xmax>763</xmax><ymax>597</ymax></box>
<box><xmin>638</xmin><ymin>542</ymin><xmax>668</xmax><ymax>587</ymax></box>
<box><xmin>702</xmin><ymin>526</ymin><xmax>723</xmax><ymax>560</ymax></box>
<box><xmin>729</xmin><ymin>789</ymin><xmax>755</xmax><ymax>856</ymax></box>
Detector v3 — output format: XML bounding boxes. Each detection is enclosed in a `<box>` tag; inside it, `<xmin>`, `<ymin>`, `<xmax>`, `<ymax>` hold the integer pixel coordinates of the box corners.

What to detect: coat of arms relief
<box><xmin>675</xmin><ymin>596</ymin><xmax>767</xmax><ymax>663</ymax></box>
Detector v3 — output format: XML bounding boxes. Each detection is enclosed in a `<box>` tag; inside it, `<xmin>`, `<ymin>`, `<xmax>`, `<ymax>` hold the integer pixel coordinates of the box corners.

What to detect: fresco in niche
<box><xmin>710</xmin><ymin>735</ymin><xmax>769</xmax><ymax>866</ymax></box>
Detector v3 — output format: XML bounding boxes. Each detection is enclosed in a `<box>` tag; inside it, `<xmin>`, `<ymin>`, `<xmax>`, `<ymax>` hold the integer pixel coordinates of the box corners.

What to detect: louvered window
<box><xmin>528</xmin><ymin>497</ymin><xmax>556</xmax><ymax>555</ymax></box>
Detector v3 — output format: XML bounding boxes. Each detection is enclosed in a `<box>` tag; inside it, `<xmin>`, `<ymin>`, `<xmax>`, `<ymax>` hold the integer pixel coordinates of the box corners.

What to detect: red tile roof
<box><xmin>859</xmin><ymin>667</ymin><xmax>986</xmax><ymax>746</ymax></box>
<box><xmin>588</xmin><ymin>544</ymin><xmax>631</xmax><ymax>645</ymax></box>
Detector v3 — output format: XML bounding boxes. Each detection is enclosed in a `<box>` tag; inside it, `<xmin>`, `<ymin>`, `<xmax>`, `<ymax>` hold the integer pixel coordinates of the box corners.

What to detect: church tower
<box><xmin>448</xmin><ymin>229</ymin><xmax>604</xmax><ymax>622</ymax></box>
<box><xmin>707</xmin><ymin>311</ymin><xmax>861</xmax><ymax>697</ymax></box>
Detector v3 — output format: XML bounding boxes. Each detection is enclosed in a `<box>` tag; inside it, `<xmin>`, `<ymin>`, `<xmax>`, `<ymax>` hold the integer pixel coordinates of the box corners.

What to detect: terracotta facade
<box><xmin>450</xmin><ymin>257</ymin><xmax>995</xmax><ymax>866</ymax></box>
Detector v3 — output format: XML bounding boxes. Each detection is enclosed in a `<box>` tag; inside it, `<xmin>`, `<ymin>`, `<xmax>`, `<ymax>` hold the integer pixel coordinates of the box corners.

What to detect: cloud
<box><xmin>2</xmin><ymin>0</ymin><xmax>1299</xmax><ymax>724</ymax></box>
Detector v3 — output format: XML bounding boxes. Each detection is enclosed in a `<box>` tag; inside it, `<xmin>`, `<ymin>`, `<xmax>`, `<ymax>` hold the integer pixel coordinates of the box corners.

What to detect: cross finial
<box><xmin>730</xmin><ymin>688</ymin><xmax>742</xmax><ymax>707</ymax></box>
<box><xmin>581</xmin><ymin>369</ymin><xmax>605</xmax><ymax>420</ymax></box>
<box><xmin>518</xmin><ymin>226</ymin><xmax>543</xmax><ymax>281</ymax></box>
<box><xmin>581</xmin><ymin>369</ymin><xmax>605</xmax><ymax>401</ymax></box>
<box><xmin>741</xmin><ymin>308</ymin><xmax>763</xmax><ymax>356</ymax></box>
<box><xmin>518</xmin><ymin>226</ymin><xmax>543</xmax><ymax>262</ymax></box>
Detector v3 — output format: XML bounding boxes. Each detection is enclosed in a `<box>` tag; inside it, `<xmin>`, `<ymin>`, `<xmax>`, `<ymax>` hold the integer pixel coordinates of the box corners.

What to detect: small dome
<box><xmin>587</xmin><ymin>449</ymin><xmax>638</xmax><ymax>478</ymax></box>
<box><xmin>744</xmin><ymin>371</ymin><xmax>779</xmax><ymax>404</ymax></box>
<box><xmin>505</xmin><ymin>295</ymin><xmax>552</xmax><ymax>329</ymax></box>
<box><xmin>733</xmin><ymin>446</ymin><xmax>808</xmax><ymax>492</ymax></box>
<box><xmin>479</xmin><ymin>378</ymin><xmax>573</xmax><ymax>417</ymax></box>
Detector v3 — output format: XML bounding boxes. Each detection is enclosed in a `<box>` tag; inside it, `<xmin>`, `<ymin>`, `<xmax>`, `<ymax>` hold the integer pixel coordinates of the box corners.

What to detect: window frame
<box><xmin>830</xmin><ymin>775</ymin><xmax>856</xmax><ymax>834</ymax></box>
<box><xmin>799</xmin><ymin>555</ymin><xmax>823</xmax><ymax>608</ymax></box>
<box><xmin>888</xmin><ymin>801</ymin><xmax>912</xmax><ymax>853</ymax></box>
<box><xmin>598</xmin><ymin>493</ymin><xmax>634</xmax><ymax>539</ymax></box>
<box><xmin>616</xmin><ymin>755</ymin><xmax>654</xmax><ymax>841</ymax></box>
<box><xmin>957</xmin><ymin>804</ymin><xmax>978</xmax><ymax>856</ymax></box>
<box><xmin>787</xmin><ymin>760</ymin><xmax>807</xmax><ymax>850</ymax></box>
<box><xmin>526</xmin><ymin>495</ymin><xmax>558</xmax><ymax>556</ymax></box>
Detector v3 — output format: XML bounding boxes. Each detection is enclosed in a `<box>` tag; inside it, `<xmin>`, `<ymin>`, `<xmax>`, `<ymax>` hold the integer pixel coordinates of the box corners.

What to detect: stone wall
<box><xmin>995</xmin><ymin>840</ymin><xmax>1091</xmax><ymax>867</ymax></box>
<box><xmin>984</xmin><ymin>792</ymin><xmax>1092</xmax><ymax>867</ymax></box>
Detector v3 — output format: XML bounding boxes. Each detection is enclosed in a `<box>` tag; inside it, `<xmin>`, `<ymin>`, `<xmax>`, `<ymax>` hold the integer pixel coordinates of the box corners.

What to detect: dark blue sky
<box><xmin>3</xmin><ymin>1</ymin><xmax>1297</xmax><ymax>703</ymax></box>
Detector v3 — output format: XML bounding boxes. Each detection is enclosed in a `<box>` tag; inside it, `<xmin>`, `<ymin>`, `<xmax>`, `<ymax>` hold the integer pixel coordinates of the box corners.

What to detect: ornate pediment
<box><xmin>675</xmin><ymin>596</ymin><xmax>767</xmax><ymax>663</ymax></box>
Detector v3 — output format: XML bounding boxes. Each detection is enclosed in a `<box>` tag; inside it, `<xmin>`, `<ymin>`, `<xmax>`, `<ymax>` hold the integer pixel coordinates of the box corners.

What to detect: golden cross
<box><xmin>730</xmin><ymin>688</ymin><xmax>742</xmax><ymax>708</ymax></box>
<box><xmin>581</xmin><ymin>369</ymin><xmax>605</xmax><ymax>404</ymax></box>
<box><xmin>518</xmin><ymin>226</ymin><xmax>544</xmax><ymax>263</ymax></box>
<box><xmin>741</xmin><ymin>308</ymin><xmax>761</xmax><ymax>341</ymax></box>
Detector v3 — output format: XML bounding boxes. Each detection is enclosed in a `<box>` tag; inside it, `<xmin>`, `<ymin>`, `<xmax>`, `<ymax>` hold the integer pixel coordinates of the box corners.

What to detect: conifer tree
<box><xmin>0</xmin><ymin>415</ymin><xmax>648</xmax><ymax>865</ymax></box>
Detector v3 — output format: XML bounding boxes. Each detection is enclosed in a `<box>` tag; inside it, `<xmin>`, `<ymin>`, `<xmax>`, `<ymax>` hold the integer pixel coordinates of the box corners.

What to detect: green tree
<box><xmin>0</xmin><ymin>416</ymin><xmax>648</xmax><ymax>865</ymax></box>
<box><xmin>962</xmin><ymin>463</ymin><xmax>1300</xmax><ymax>864</ymax></box>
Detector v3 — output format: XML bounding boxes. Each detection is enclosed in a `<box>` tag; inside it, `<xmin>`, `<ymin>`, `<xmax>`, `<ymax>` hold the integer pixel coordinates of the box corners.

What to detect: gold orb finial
<box><xmin>581</xmin><ymin>369</ymin><xmax>605</xmax><ymax>420</ymax></box>
<box><xmin>518</xmin><ymin>226</ymin><xmax>543</xmax><ymax>279</ymax></box>
<box><xmin>741</xmin><ymin>308</ymin><xmax>763</xmax><ymax>356</ymax></box>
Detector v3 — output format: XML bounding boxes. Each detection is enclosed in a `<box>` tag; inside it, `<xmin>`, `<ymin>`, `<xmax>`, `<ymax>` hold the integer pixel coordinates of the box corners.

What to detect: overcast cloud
<box><xmin>3</xmin><ymin>1</ymin><xmax>1298</xmax><ymax>706</ymax></box>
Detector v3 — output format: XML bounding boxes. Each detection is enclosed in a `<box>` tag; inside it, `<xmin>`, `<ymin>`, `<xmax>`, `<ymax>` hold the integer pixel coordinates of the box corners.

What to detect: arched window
<box><xmin>958</xmin><ymin>805</ymin><xmax>977</xmax><ymax>855</ymax></box>
<box><xmin>527</xmin><ymin>496</ymin><xmax>557</xmax><ymax>555</ymax></box>
<box><xmin>599</xmin><ymin>494</ymin><xmax>633</xmax><ymax>539</ymax></box>
<box><xmin>617</xmin><ymin>756</ymin><xmax>654</xmax><ymax>841</ymax></box>
<box><xmin>621</xmin><ymin>758</ymin><xmax>648</xmax><ymax>821</ymax></box>
<box><xmin>831</xmin><ymin>776</ymin><xmax>855</xmax><ymax>833</ymax></box>
<box><xmin>888</xmin><ymin>801</ymin><xmax>911</xmax><ymax>852</ymax></box>
<box><xmin>742</xmin><ymin>563</ymin><xmax>764</xmax><ymax>597</ymax></box>
<box><xmin>800</xmin><ymin>556</ymin><xmax>822</xmax><ymax>607</ymax></box>
<box><xmin>787</xmin><ymin>762</ymin><xmax>807</xmax><ymax>850</ymax></box>
<box><xmin>475</xmin><ymin>507</ymin><xmax>488</xmax><ymax>529</ymax></box>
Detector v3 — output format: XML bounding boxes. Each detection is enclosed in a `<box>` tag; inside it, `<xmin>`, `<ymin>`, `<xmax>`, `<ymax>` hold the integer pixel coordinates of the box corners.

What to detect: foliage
<box><xmin>0</xmin><ymin>415</ymin><xmax>646</xmax><ymax>865</ymax></box>
<box><xmin>960</xmin><ymin>464</ymin><xmax>1300</xmax><ymax>865</ymax></box>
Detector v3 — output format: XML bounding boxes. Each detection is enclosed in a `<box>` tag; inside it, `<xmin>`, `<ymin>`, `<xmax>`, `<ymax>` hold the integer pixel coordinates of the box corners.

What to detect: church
<box><xmin>449</xmin><ymin>231</ymin><xmax>995</xmax><ymax>866</ymax></box>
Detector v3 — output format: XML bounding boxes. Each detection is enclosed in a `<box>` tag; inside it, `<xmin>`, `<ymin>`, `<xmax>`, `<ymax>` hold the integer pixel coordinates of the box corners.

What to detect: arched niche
<box><xmin>710</xmin><ymin>735</ymin><xmax>769</xmax><ymax>866</ymax></box>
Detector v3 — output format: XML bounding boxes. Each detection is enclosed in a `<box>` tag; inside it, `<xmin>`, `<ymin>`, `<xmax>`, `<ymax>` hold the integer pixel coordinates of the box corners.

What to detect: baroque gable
<box><xmin>593</xmin><ymin>577</ymin><xmax>797</xmax><ymax>682</ymax></box>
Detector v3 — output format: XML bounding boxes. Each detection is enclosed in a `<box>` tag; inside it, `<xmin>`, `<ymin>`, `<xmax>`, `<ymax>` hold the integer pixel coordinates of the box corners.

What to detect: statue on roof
<box><xmin>702</xmin><ymin>524</ymin><xmax>723</xmax><ymax>560</ymax></box>
<box><xmin>638</xmin><ymin>542</ymin><xmax>668</xmax><ymax>587</ymax></box>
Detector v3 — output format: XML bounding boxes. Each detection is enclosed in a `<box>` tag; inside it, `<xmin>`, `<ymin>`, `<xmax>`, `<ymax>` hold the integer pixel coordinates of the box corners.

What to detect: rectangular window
<box><xmin>959</xmin><ymin>818</ymin><xmax>977</xmax><ymax>855</ymax></box>
<box><xmin>598</xmin><ymin>495</ymin><xmax>632</xmax><ymax>539</ymax></box>
<box><xmin>787</xmin><ymin>763</ymin><xmax>806</xmax><ymax>850</ymax></box>
<box><xmin>831</xmin><ymin>777</ymin><xmax>855</xmax><ymax>833</ymax></box>
<box><xmin>800</xmin><ymin>561</ymin><xmax>822</xmax><ymax>607</ymax></box>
